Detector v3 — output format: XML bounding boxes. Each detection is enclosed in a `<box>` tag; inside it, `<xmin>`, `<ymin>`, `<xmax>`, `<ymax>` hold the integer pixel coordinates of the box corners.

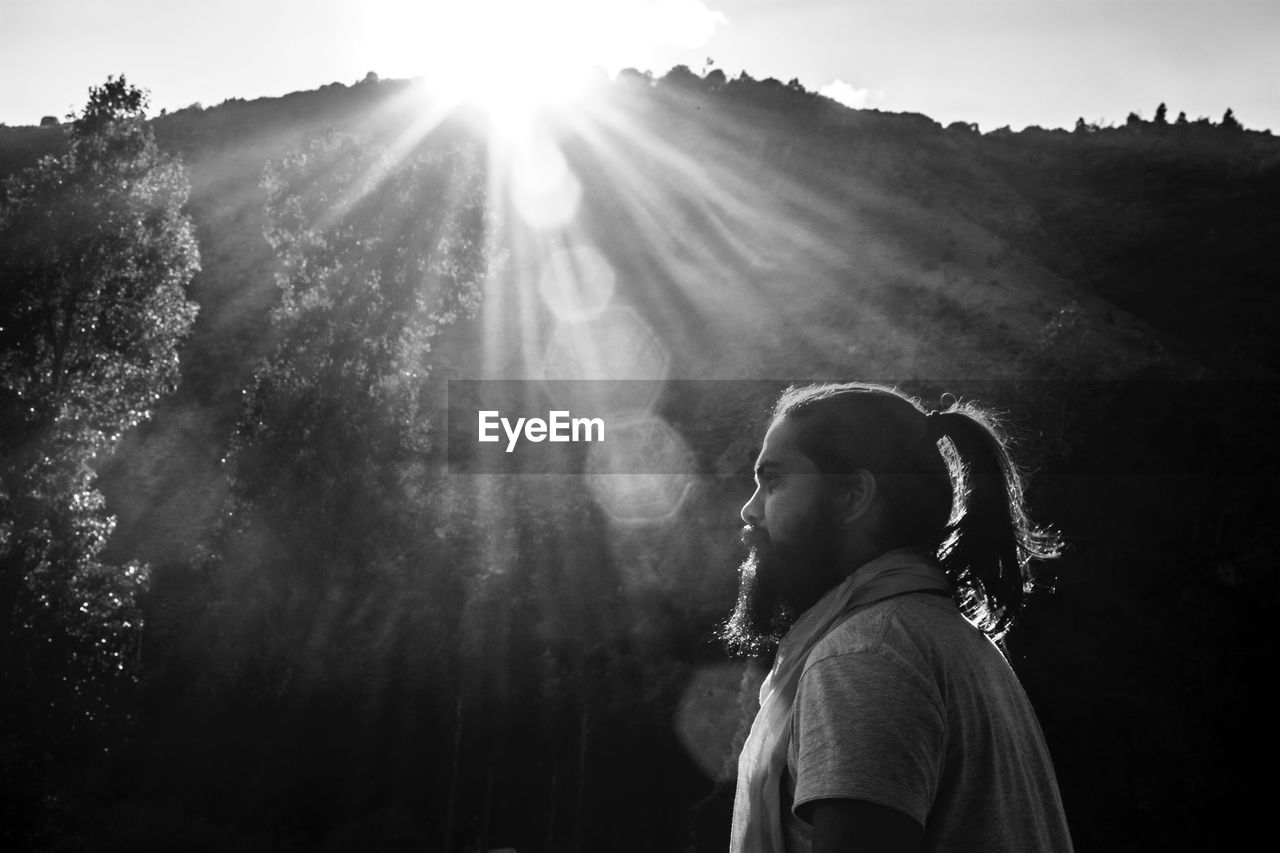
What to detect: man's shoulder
<box><xmin>803</xmin><ymin>593</ymin><xmax>966</xmax><ymax>673</ymax></box>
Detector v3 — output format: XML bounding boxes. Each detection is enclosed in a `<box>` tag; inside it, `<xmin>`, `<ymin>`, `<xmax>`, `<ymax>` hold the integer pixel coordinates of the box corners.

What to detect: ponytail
<box><xmin>929</xmin><ymin>405</ymin><xmax>1061</xmax><ymax>640</ymax></box>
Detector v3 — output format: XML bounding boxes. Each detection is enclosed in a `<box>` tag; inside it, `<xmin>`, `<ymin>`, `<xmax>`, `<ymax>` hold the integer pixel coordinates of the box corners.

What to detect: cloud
<box><xmin>622</xmin><ymin>0</ymin><xmax>729</xmax><ymax>49</ymax></box>
<box><xmin>818</xmin><ymin>79</ymin><xmax>883</xmax><ymax>109</ymax></box>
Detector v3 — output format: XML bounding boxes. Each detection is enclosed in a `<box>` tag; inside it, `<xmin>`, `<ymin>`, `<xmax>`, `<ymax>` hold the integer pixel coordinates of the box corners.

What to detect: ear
<box><xmin>832</xmin><ymin>469</ymin><xmax>877</xmax><ymax>528</ymax></box>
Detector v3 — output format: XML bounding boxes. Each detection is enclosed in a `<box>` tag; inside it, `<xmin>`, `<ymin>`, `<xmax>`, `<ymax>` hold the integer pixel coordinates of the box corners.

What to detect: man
<box><xmin>724</xmin><ymin>383</ymin><xmax>1072</xmax><ymax>853</ymax></box>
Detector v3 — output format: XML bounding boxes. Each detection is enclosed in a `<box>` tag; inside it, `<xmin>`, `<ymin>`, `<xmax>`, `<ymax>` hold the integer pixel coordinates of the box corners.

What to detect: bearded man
<box><xmin>723</xmin><ymin>383</ymin><xmax>1073</xmax><ymax>853</ymax></box>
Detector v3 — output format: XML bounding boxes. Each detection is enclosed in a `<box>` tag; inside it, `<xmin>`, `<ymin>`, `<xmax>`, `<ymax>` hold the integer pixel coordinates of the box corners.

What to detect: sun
<box><xmin>362</xmin><ymin>0</ymin><xmax>728</xmax><ymax>123</ymax></box>
<box><xmin>432</xmin><ymin>2</ymin><xmax>605</xmax><ymax>117</ymax></box>
<box><xmin>366</xmin><ymin>1</ymin><xmax>620</xmax><ymax>122</ymax></box>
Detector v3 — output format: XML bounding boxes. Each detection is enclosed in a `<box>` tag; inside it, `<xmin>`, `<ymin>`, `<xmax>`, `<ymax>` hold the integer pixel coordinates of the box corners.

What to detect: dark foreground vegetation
<box><xmin>2</xmin><ymin>68</ymin><xmax>1277</xmax><ymax>851</ymax></box>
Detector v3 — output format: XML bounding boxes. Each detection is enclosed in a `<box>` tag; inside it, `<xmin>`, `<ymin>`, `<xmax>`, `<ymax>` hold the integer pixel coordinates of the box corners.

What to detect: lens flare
<box><xmin>538</xmin><ymin>244</ymin><xmax>617</xmax><ymax>322</ymax></box>
<box><xmin>540</xmin><ymin>306</ymin><xmax>670</xmax><ymax>382</ymax></box>
<box><xmin>675</xmin><ymin>662</ymin><xmax>761</xmax><ymax>781</ymax></box>
<box><xmin>504</xmin><ymin>128</ymin><xmax>583</xmax><ymax>230</ymax></box>
<box><xmin>585</xmin><ymin>414</ymin><xmax>695</xmax><ymax>523</ymax></box>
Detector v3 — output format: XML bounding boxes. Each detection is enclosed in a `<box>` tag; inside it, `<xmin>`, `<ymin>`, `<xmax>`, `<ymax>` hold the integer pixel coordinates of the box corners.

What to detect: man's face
<box><xmin>720</xmin><ymin>416</ymin><xmax>844</xmax><ymax>656</ymax></box>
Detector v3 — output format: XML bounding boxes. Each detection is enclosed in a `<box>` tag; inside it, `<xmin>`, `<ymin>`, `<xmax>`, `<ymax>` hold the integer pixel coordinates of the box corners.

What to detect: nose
<box><xmin>740</xmin><ymin>485</ymin><xmax>762</xmax><ymax>527</ymax></box>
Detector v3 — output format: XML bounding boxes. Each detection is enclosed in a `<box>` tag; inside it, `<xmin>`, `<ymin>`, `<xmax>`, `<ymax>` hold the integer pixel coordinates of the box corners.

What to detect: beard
<box><xmin>718</xmin><ymin>509</ymin><xmax>844</xmax><ymax>659</ymax></box>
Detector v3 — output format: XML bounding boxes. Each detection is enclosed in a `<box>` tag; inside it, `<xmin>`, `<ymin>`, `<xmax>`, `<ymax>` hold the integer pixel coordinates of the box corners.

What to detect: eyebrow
<box><xmin>755</xmin><ymin>461</ymin><xmax>784</xmax><ymax>478</ymax></box>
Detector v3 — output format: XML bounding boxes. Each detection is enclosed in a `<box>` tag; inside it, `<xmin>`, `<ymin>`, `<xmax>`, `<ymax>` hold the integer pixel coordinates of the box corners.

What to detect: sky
<box><xmin>2</xmin><ymin>0</ymin><xmax>1277</xmax><ymax>132</ymax></box>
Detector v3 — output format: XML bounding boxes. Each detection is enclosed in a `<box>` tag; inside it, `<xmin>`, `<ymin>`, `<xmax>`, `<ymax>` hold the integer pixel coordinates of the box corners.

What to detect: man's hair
<box><xmin>771</xmin><ymin>382</ymin><xmax>1060</xmax><ymax>639</ymax></box>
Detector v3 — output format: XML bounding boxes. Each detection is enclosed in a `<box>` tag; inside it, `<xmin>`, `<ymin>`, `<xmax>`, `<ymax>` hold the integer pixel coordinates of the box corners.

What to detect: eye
<box><xmin>762</xmin><ymin>475</ymin><xmax>780</xmax><ymax>493</ymax></box>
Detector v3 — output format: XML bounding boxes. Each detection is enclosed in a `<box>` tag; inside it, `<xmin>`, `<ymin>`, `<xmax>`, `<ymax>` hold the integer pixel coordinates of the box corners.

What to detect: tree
<box><xmin>178</xmin><ymin>129</ymin><xmax>502</xmax><ymax>838</ymax></box>
<box><xmin>0</xmin><ymin>74</ymin><xmax>199</xmax><ymax>842</ymax></box>
<box><xmin>200</xmin><ymin>128</ymin><xmax>499</xmax><ymax>695</ymax></box>
<box><xmin>1221</xmin><ymin>107</ymin><xmax>1242</xmax><ymax>131</ymax></box>
<box><xmin>230</xmin><ymin>132</ymin><xmax>493</xmax><ymax>553</ymax></box>
<box><xmin>1154</xmin><ymin>102</ymin><xmax>1168</xmax><ymax>125</ymax></box>
<box><xmin>615</xmin><ymin>68</ymin><xmax>652</xmax><ymax>88</ymax></box>
<box><xmin>659</xmin><ymin>64</ymin><xmax>703</xmax><ymax>91</ymax></box>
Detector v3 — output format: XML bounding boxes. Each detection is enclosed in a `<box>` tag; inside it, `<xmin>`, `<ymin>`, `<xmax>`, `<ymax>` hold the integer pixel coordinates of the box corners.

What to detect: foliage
<box><xmin>0</xmin><ymin>75</ymin><xmax>199</xmax><ymax>843</ymax></box>
<box><xmin>197</xmin><ymin>131</ymin><xmax>497</xmax><ymax>696</ymax></box>
<box><xmin>659</xmin><ymin>64</ymin><xmax>705</xmax><ymax>92</ymax></box>
<box><xmin>230</xmin><ymin>131</ymin><xmax>489</xmax><ymax>538</ymax></box>
<box><xmin>616</xmin><ymin>68</ymin><xmax>653</xmax><ymax>87</ymax></box>
<box><xmin>2</xmin><ymin>81</ymin><xmax>197</xmax><ymax>455</ymax></box>
<box><xmin>158</xmin><ymin>130</ymin><xmax>514</xmax><ymax>847</ymax></box>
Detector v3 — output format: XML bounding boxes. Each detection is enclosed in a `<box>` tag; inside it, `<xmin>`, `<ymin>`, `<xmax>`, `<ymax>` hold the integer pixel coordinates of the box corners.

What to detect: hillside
<box><xmin>7</xmin><ymin>73</ymin><xmax>1276</xmax><ymax>563</ymax></box>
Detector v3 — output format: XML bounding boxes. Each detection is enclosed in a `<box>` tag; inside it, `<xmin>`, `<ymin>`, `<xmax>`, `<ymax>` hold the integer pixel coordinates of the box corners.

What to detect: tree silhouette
<box><xmin>0</xmin><ymin>74</ymin><xmax>199</xmax><ymax>844</ymax></box>
<box><xmin>659</xmin><ymin>64</ymin><xmax>703</xmax><ymax>91</ymax></box>
<box><xmin>1221</xmin><ymin>107</ymin><xmax>1242</xmax><ymax>131</ymax></box>
<box><xmin>616</xmin><ymin>67</ymin><xmax>652</xmax><ymax>87</ymax></box>
<box><xmin>1155</xmin><ymin>102</ymin><xmax>1168</xmax><ymax>125</ymax></box>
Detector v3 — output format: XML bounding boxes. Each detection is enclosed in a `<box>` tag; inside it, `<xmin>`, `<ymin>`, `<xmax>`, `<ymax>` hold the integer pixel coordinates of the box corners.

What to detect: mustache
<box><xmin>740</xmin><ymin>525</ymin><xmax>771</xmax><ymax>550</ymax></box>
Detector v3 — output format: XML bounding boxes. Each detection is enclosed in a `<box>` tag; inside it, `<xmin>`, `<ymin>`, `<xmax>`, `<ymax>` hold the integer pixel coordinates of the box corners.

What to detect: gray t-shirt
<box><xmin>783</xmin><ymin>593</ymin><xmax>1073</xmax><ymax>853</ymax></box>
